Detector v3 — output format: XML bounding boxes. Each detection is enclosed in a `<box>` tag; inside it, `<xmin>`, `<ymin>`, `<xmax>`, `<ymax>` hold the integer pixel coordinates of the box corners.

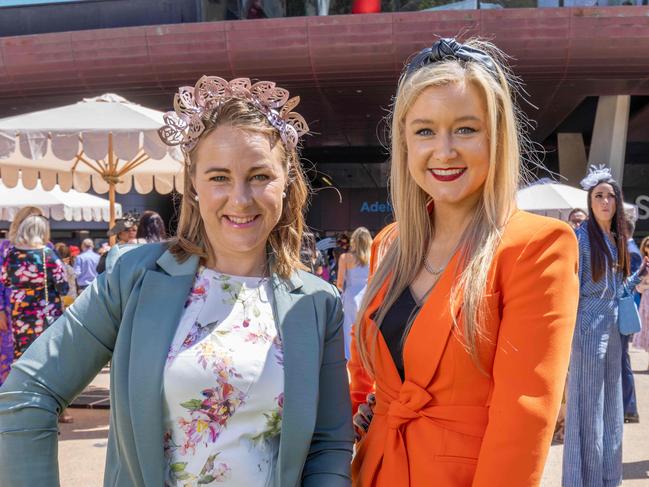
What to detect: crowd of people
<box><xmin>0</xmin><ymin>209</ymin><xmax>168</xmax><ymax>404</ymax></box>
<box><xmin>0</xmin><ymin>37</ymin><xmax>647</xmax><ymax>487</ymax></box>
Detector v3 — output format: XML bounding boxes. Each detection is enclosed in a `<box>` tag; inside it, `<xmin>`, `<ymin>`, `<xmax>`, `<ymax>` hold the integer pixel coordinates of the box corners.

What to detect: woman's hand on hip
<box><xmin>353</xmin><ymin>392</ymin><xmax>376</xmax><ymax>442</ymax></box>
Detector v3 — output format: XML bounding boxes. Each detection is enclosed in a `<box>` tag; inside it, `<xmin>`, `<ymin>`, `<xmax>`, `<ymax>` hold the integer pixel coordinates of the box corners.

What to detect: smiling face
<box><xmin>191</xmin><ymin>124</ymin><xmax>287</xmax><ymax>270</ymax></box>
<box><xmin>404</xmin><ymin>82</ymin><xmax>490</xmax><ymax>212</ymax></box>
<box><xmin>590</xmin><ymin>182</ymin><xmax>617</xmax><ymax>227</ymax></box>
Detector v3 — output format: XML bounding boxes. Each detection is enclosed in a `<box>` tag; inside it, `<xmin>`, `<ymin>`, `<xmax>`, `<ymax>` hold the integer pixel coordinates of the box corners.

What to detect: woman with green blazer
<box><xmin>0</xmin><ymin>77</ymin><xmax>353</xmax><ymax>487</ymax></box>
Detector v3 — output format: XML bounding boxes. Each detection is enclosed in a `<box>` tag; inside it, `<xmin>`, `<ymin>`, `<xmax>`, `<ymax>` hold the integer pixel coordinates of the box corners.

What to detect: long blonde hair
<box><xmin>169</xmin><ymin>98</ymin><xmax>310</xmax><ymax>279</ymax></box>
<box><xmin>357</xmin><ymin>39</ymin><xmax>528</xmax><ymax>375</ymax></box>
<box><xmin>350</xmin><ymin>227</ymin><xmax>372</xmax><ymax>267</ymax></box>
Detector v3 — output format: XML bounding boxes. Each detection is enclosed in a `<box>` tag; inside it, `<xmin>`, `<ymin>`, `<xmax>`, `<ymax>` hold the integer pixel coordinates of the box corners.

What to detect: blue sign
<box><xmin>360</xmin><ymin>201</ymin><xmax>393</xmax><ymax>213</ymax></box>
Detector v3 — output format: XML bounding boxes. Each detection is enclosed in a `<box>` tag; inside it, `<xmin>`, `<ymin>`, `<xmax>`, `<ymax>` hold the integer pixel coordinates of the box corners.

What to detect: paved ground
<box><xmin>541</xmin><ymin>346</ymin><xmax>649</xmax><ymax>486</ymax></box>
<box><xmin>58</xmin><ymin>349</ymin><xmax>649</xmax><ymax>486</ymax></box>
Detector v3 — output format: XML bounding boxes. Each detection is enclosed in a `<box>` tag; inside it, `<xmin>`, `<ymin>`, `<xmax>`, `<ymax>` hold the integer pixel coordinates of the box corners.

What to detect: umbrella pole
<box><xmin>108</xmin><ymin>133</ymin><xmax>116</xmax><ymax>246</ymax></box>
<box><xmin>109</xmin><ymin>182</ymin><xmax>116</xmax><ymax>246</ymax></box>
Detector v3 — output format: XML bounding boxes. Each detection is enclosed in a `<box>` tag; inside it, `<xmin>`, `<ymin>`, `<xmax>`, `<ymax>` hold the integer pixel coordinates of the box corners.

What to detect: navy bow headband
<box><xmin>404</xmin><ymin>38</ymin><xmax>498</xmax><ymax>79</ymax></box>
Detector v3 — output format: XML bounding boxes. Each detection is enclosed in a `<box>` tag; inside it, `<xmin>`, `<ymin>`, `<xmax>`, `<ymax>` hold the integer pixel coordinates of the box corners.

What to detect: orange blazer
<box><xmin>349</xmin><ymin>210</ymin><xmax>579</xmax><ymax>487</ymax></box>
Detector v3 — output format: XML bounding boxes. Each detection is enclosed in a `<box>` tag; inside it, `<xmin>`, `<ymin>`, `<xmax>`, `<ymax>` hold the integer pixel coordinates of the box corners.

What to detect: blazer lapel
<box><xmin>128</xmin><ymin>251</ymin><xmax>198</xmax><ymax>486</ymax></box>
<box><xmin>271</xmin><ymin>273</ymin><xmax>319</xmax><ymax>487</ymax></box>
<box><xmin>404</xmin><ymin>253</ymin><xmax>464</xmax><ymax>386</ymax></box>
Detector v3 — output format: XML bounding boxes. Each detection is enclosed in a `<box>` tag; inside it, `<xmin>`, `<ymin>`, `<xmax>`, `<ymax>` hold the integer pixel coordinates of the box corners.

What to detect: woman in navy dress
<box><xmin>563</xmin><ymin>166</ymin><xmax>648</xmax><ymax>487</ymax></box>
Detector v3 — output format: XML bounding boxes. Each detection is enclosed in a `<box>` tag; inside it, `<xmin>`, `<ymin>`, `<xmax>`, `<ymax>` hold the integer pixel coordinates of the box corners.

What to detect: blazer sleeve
<box><xmin>0</xmin><ymin>254</ymin><xmax>126</xmax><ymax>486</ymax></box>
<box><xmin>302</xmin><ymin>285</ymin><xmax>354</xmax><ymax>487</ymax></box>
<box><xmin>472</xmin><ymin>222</ymin><xmax>579</xmax><ymax>487</ymax></box>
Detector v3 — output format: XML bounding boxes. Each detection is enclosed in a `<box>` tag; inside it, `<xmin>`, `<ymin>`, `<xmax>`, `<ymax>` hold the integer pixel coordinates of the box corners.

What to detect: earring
<box><xmin>282</xmin><ymin>191</ymin><xmax>287</xmax><ymax>199</ymax></box>
<box><xmin>193</xmin><ymin>195</ymin><xmax>199</xmax><ymax>202</ymax></box>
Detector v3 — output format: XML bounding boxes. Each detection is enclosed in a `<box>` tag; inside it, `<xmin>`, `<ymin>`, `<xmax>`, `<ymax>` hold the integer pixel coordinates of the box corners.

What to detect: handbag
<box><xmin>41</xmin><ymin>248</ymin><xmax>57</xmax><ymax>327</ymax></box>
<box><xmin>619</xmin><ymin>285</ymin><xmax>642</xmax><ymax>336</ymax></box>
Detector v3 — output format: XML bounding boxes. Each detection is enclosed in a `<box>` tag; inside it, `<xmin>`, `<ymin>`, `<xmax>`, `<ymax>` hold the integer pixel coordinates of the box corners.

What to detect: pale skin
<box><xmin>192</xmin><ymin>125</ymin><xmax>287</xmax><ymax>277</ymax></box>
<box><xmin>354</xmin><ymin>80</ymin><xmax>492</xmax><ymax>437</ymax></box>
<box><xmin>336</xmin><ymin>252</ymin><xmax>361</xmax><ymax>292</ymax></box>
<box><xmin>405</xmin><ymin>82</ymin><xmax>490</xmax><ymax>302</ymax></box>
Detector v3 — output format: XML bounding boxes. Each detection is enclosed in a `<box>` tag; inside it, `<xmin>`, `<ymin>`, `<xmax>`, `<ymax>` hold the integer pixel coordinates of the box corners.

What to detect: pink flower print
<box><xmin>244</xmin><ymin>328</ymin><xmax>273</xmax><ymax>345</ymax></box>
<box><xmin>178</xmin><ymin>384</ymin><xmax>246</xmax><ymax>449</ymax></box>
<box><xmin>199</xmin><ymin>454</ymin><xmax>232</xmax><ymax>483</ymax></box>
<box><xmin>276</xmin><ymin>392</ymin><xmax>284</xmax><ymax>410</ymax></box>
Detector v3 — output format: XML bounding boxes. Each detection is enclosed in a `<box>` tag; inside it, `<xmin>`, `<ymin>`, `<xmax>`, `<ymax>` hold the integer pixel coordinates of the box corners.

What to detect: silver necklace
<box><xmin>423</xmin><ymin>257</ymin><xmax>446</xmax><ymax>276</ymax></box>
<box><xmin>422</xmin><ymin>239</ymin><xmax>462</xmax><ymax>277</ymax></box>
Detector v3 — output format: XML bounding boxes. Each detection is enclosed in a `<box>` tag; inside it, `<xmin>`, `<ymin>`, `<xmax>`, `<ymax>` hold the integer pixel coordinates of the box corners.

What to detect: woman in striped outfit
<box><xmin>562</xmin><ymin>166</ymin><xmax>648</xmax><ymax>487</ymax></box>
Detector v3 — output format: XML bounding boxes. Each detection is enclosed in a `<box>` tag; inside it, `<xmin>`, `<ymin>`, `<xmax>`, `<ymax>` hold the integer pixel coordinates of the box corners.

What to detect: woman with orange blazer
<box><xmin>348</xmin><ymin>38</ymin><xmax>580</xmax><ymax>487</ymax></box>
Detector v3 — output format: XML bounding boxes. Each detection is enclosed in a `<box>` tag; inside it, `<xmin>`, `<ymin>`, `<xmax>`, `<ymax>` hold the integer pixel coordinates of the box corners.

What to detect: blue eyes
<box><xmin>209</xmin><ymin>174</ymin><xmax>270</xmax><ymax>183</ymax></box>
<box><xmin>415</xmin><ymin>127</ymin><xmax>477</xmax><ymax>136</ymax></box>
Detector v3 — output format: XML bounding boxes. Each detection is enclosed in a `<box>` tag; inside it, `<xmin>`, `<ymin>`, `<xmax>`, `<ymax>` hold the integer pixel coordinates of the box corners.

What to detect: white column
<box><xmin>557</xmin><ymin>133</ymin><xmax>588</xmax><ymax>186</ymax></box>
<box><xmin>588</xmin><ymin>95</ymin><xmax>630</xmax><ymax>185</ymax></box>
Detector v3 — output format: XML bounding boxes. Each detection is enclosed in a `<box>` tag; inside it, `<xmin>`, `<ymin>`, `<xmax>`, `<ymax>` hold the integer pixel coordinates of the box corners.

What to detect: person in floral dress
<box><xmin>0</xmin><ymin>238</ymin><xmax>13</xmax><ymax>386</ymax></box>
<box><xmin>0</xmin><ymin>215</ymin><xmax>68</xmax><ymax>360</ymax></box>
<box><xmin>0</xmin><ymin>206</ymin><xmax>47</xmax><ymax>385</ymax></box>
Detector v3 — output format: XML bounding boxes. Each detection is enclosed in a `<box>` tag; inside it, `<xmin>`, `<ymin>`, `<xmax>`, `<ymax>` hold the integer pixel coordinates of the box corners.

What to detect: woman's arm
<box><xmin>302</xmin><ymin>286</ymin><xmax>353</xmax><ymax>487</ymax></box>
<box><xmin>625</xmin><ymin>256</ymin><xmax>649</xmax><ymax>292</ymax></box>
<box><xmin>472</xmin><ymin>222</ymin><xmax>579</xmax><ymax>486</ymax></box>
<box><xmin>336</xmin><ymin>253</ymin><xmax>347</xmax><ymax>292</ymax></box>
<box><xmin>0</xmin><ymin>255</ymin><xmax>126</xmax><ymax>486</ymax></box>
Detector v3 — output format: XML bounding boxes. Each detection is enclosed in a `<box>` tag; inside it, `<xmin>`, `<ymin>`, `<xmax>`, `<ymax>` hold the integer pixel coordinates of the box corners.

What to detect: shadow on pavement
<box><xmin>623</xmin><ymin>460</ymin><xmax>649</xmax><ymax>480</ymax></box>
<box><xmin>59</xmin><ymin>410</ymin><xmax>109</xmax><ymax>442</ymax></box>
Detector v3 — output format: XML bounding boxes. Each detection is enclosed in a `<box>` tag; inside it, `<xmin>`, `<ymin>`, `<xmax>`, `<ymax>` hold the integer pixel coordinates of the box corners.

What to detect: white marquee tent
<box><xmin>0</xmin><ymin>179</ymin><xmax>122</xmax><ymax>223</ymax></box>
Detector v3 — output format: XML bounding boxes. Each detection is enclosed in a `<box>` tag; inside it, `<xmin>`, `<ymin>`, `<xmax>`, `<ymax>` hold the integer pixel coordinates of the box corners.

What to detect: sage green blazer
<box><xmin>0</xmin><ymin>243</ymin><xmax>353</xmax><ymax>486</ymax></box>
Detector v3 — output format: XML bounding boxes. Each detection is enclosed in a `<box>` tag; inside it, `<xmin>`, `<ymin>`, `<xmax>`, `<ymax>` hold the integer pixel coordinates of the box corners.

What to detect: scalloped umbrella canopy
<box><xmin>517</xmin><ymin>182</ymin><xmax>636</xmax><ymax>221</ymax></box>
<box><xmin>0</xmin><ymin>93</ymin><xmax>185</xmax><ymax>231</ymax></box>
<box><xmin>0</xmin><ymin>179</ymin><xmax>122</xmax><ymax>223</ymax></box>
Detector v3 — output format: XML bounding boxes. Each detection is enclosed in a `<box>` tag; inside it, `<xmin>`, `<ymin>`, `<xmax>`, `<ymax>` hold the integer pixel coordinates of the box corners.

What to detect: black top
<box><xmin>378</xmin><ymin>286</ymin><xmax>421</xmax><ymax>381</ymax></box>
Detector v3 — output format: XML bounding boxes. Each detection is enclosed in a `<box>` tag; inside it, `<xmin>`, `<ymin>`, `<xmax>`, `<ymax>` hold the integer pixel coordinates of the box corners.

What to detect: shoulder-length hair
<box><xmin>586</xmin><ymin>178</ymin><xmax>630</xmax><ymax>282</ymax></box>
<box><xmin>350</xmin><ymin>227</ymin><xmax>372</xmax><ymax>267</ymax></box>
<box><xmin>169</xmin><ymin>98</ymin><xmax>310</xmax><ymax>279</ymax></box>
<box><xmin>356</xmin><ymin>38</ymin><xmax>530</xmax><ymax>375</ymax></box>
<box><xmin>8</xmin><ymin>206</ymin><xmax>44</xmax><ymax>244</ymax></box>
<box><xmin>13</xmin><ymin>215</ymin><xmax>50</xmax><ymax>248</ymax></box>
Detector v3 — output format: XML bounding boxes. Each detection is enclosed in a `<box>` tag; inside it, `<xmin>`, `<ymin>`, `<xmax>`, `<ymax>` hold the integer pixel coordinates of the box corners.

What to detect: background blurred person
<box><xmin>54</xmin><ymin>242</ymin><xmax>78</xmax><ymax>301</ymax></box>
<box><xmin>107</xmin><ymin>216</ymin><xmax>138</xmax><ymax>245</ymax></box>
<box><xmin>568</xmin><ymin>208</ymin><xmax>587</xmax><ymax>229</ymax></box>
<box><xmin>336</xmin><ymin>227</ymin><xmax>371</xmax><ymax>360</ymax></box>
<box><xmin>621</xmin><ymin>219</ymin><xmax>642</xmax><ymax>423</ymax></box>
<box><xmin>135</xmin><ymin>210</ymin><xmax>167</xmax><ymax>243</ymax></box>
<box><xmin>0</xmin><ymin>215</ymin><xmax>68</xmax><ymax>361</ymax></box>
<box><xmin>330</xmin><ymin>233</ymin><xmax>349</xmax><ymax>284</ymax></box>
<box><xmin>97</xmin><ymin>216</ymin><xmax>139</xmax><ymax>273</ymax></box>
<box><xmin>633</xmin><ymin>236</ymin><xmax>649</xmax><ymax>369</ymax></box>
<box><xmin>0</xmin><ymin>206</ymin><xmax>44</xmax><ymax>386</ymax></box>
<box><xmin>300</xmin><ymin>232</ymin><xmax>326</xmax><ymax>278</ymax></box>
<box><xmin>563</xmin><ymin>168</ymin><xmax>648</xmax><ymax>487</ymax></box>
<box><xmin>73</xmin><ymin>238</ymin><xmax>99</xmax><ymax>292</ymax></box>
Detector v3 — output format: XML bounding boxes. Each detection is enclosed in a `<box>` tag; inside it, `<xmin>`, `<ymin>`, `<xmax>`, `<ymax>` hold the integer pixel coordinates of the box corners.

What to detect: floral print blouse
<box><xmin>163</xmin><ymin>267</ymin><xmax>284</xmax><ymax>486</ymax></box>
